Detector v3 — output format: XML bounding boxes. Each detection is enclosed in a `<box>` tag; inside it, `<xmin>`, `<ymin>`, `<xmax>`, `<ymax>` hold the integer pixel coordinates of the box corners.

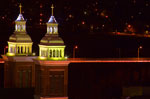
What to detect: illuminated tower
<box><xmin>39</xmin><ymin>4</ymin><xmax>66</xmax><ymax>60</ymax></box>
<box><xmin>7</xmin><ymin>4</ymin><xmax>33</xmax><ymax>56</ymax></box>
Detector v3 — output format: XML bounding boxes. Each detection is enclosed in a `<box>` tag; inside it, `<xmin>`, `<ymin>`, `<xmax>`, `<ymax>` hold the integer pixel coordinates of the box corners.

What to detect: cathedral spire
<box><xmin>19</xmin><ymin>3</ymin><xmax>22</xmax><ymax>14</ymax></box>
<box><xmin>51</xmin><ymin>4</ymin><xmax>54</xmax><ymax>16</ymax></box>
<box><xmin>48</xmin><ymin>4</ymin><xmax>57</xmax><ymax>23</ymax></box>
<box><xmin>16</xmin><ymin>3</ymin><xmax>24</xmax><ymax>21</ymax></box>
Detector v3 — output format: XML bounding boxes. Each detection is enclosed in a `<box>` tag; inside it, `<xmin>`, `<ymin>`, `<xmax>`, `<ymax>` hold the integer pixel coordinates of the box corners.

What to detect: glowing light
<box><xmin>40</xmin><ymin>19</ymin><xmax>42</xmax><ymax>22</ymax></box>
<box><xmin>128</xmin><ymin>25</ymin><xmax>131</xmax><ymax>28</ymax></box>
<box><xmin>40</xmin><ymin>4</ymin><xmax>43</xmax><ymax>8</ymax></box>
<box><xmin>40</xmin><ymin>13</ymin><xmax>43</xmax><ymax>16</ymax></box>
<box><xmin>65</xmin><ymin>56</ymin><xmax>68</xmax><ymax>59</ymax></box>
<box><xmin>38</xmin><ymin>56</ymin><xmax>47</xmax><ymax>60</ymax></box>
<box><xmin>82</xmin><ymin>21</ymin><xmax>85</xmax><ymax>25</ymax></box>
<box><xmin>32</xmin><ymin>52</ymin><xmax>36</xmax><ymax>56</ymax></box>
<box><xmin>145</xmin><ymin>30</ymin><xmax>149</xmax><ymax>34</ymax></box>
<box><xmin>5</xmin><ymin>46</ymin><xmax>8</xmax><ymax>48</ymax></box>
<box><xmin>37</xmin><ymin>59</ymin><xmax>150</xmax><ymax>66</ymax></box>
<box><xmin>117</xmin><ymin>32</ymin><xmax>120</xmax><ymax>35</ymax></box>
<box><xmin>69</xmin><ymin>14</ymin><xmax>72</xmax><ymax>18</ymax></box>
<box><xmin>6</xmin><ymin>53</ymin><xmax>15</xmax><ymax>56</ymax></box>
<box><xmin>2</xmin><ymin>16</ymin><xmax>5</xmax><ymax>19</ymax></box>
<box><xmin>105</xmin><ymin>15</ymin><xmax>108</xmax><ymax>18</ymax></box>
<box><xmin>84</xmin><ymin>11</ymin><xmax>87</xmax><ymax>15</ymax></box>
<box><xmin>139</xmin><ymin>46</ymin><xmax>142</xmax><ymax>49</ymax></box>
<box><xmin>75</xmin><ymin>45</ymin><xmax>78</xmax><ymax>49</ymax></box>
<box><xmin>95</xmin><ymin>9</ymin><xmax>98</xmax><ymax>12</ymax></box>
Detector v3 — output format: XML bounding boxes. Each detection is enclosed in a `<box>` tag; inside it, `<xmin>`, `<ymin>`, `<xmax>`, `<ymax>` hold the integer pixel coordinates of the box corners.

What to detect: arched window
<box><xmin>18</xmin><ymin>46</ymin><xmax>20</xmax><ymax>53</ymax></box>
<box><xmin>50</xmin><ymin>50</ymin><xmax>52</xmax><ymax>57</ymax></box>
<box><xmin>50</xmin><ymin>27</ymin><xmax>52</xmax><ymax>34</ymax></box>
<box><xmin>20</xmin><ymin>25</ymin><xmax>23</xmax><ymax>31</ymax></box>
<box><xmin>21</xmin><ymin>46</ymin><xmax>23</xmax><ymax>53</ymax></box>
<box><xmin>18</xmin><ymin>25</ymin><xmax>20</xmax><ymax>31</ymax></box>
<box><xmin>53</xmin><ymin>50</ymin><xmax>55</xmax><ymax>57</ymax></box>
<box><xmin>28</xmin><ymin>47</ymin><xmax>30</xmax><ymax>53</ymax></box>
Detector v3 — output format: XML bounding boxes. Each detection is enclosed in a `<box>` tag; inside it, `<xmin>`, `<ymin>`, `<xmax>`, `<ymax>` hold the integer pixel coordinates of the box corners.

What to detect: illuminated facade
<box><xmin>39</xmin><ymin>4</ymin><xmax>65</xmax><ymax>60</ymax></box>
<box><xmin>7</xmin><ymin>4</ymin><xmax>33</xmax><ymax>56</ymax></box>
<box><xmin>2</xmin><ymin>4</ymin><xmax>68</xmax><ymax>99</ymax></box>
<box><xmin>1</xmin><ymin>4</ymin><xmax>150</xmax><ymax>99</ymax></box>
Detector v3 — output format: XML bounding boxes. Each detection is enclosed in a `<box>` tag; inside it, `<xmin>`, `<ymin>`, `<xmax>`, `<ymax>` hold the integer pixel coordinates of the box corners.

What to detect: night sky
<box><xmin>0</xmin><ymin>0</ymin><xmax>150</xmax><ymax>57</ymax></box>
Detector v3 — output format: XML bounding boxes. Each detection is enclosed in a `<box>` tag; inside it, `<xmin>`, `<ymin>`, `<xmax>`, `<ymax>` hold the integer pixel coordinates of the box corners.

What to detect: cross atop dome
<box><xmin>19</xmin><ymin>3</ymin><xmax>22</xmax><ymax>14</ymax></box>
<box><xmin>48</xmin><ymin>4</ymin><xmax>57</xmax><ymax>23</ymax></box>
<box><xmin>16</xmin><ymin>3</ymin><xmax>24</xmax><ymax>21</ymax></box>
<box><xmin>51</xmin><ymin>4</ymin><xmax>54</xmax><ymax>16</ymax></box>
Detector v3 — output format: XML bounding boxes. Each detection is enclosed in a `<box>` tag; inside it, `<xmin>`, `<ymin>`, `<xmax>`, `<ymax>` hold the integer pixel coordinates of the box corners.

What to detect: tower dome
<box><xmin>7</xmin><ymin>4</ymin><xmax>33</xmax><ymax>56</ymax></box>
<box><xmin>39</xmin><ymin>4</ymin><xmax>66</xmax><ymax>60</ymax></box>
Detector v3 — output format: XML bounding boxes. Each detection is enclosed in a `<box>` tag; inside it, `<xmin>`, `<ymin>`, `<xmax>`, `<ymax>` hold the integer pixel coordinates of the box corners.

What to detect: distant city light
<box><xmin>40</xmin><ymin>4</ymin><xmax>43</xmax><ymax>8</ymax></box>
<box><xmin>40</xmin><ymin>19</ymin><xmax>42</xmax><ymax>22</ymax></box>
<box><xmin>69</xmin><ymin>14</ymin><xmax>73</xmax><ymax>18</ymax></box>
<box><xmin>40</xmin><ymin>13</ymin><xmax>43</xmax><ymax>16</ymax></box>
<box><xmin>84</xmin><ymin>11</ymin><xmax>87</xmax><ymax>15</ymax></box>
<box><xmin>128</xmin><ymin>24</ymin><xmax>131</xmax><ymax>28</ymax></box>
<box><xmin>105</xmin><ymin>15</ymin><xmax>108</xmax><ymax>18</ymax></box>
<box><xmin>82</xmin><ymin>21</ymin><xmax>85</xmax><ymax>25</ymax></box>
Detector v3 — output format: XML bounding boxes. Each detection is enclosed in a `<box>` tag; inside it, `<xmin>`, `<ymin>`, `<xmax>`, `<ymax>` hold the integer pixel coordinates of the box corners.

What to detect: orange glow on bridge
<box><xmin>38</xmin><ymin>58</ymin><xmax>150</xmax><ymax>66</ymax></box>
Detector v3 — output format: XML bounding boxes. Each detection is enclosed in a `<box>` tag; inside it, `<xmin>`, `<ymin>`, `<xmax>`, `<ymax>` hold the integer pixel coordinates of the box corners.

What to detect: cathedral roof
<box><xmin>16</xmin><ymin>14</ymin><xmax>25</xmax><ymax>21</ymax></box>
<box><xmin>9</xmin><ymin>32</ymin><xmax>32</xmax><ymax>43</ymax></box>
<box><xmin>48</xmin><ymin>16</ymin><xmax>57</xmax><ymax>23</ymax></box>
<box><xmin>40</xmin><ymin>34</ymin><xmax>64</xmax><ymax>46</ymax></box>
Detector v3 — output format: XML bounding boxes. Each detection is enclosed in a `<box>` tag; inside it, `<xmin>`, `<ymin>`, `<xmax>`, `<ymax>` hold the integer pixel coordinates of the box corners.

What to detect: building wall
<box><xmin>4</xmin><ymin>60</ymin><xmax>35</xmax><ymax>88</ymax></box>
<box><xmin>0</xmin><ymin>63</ymin><xmax>4</xmax><ymax>88</ymax></box>
<box><xmin>35</xmin><ymin>64</ymin><xmax>68</xmax><ymax>97</ymax></box>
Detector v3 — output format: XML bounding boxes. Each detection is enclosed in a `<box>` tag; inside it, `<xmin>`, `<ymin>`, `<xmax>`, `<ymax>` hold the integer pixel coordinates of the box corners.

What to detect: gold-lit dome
<box><xmin>40</xmin><ymin>34</ymin><xmax>64</xmax><ymax>45</ymax></box>
<box><xmin>9</xmin><ymin>32</ymin><xmax>32</xmax><ymax>42</ymax></box>
<box><xmin>38</xmin><ymin>4</ymin><xmax>66</xmax><ymax>60</ymax></box>
<box><xmin>7</xmin><ymin>4</ymin><xmax>33</xmax><ymax>56</ymax></box>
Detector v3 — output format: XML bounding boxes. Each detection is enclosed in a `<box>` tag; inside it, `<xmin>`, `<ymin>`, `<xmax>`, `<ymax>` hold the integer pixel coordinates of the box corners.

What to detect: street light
<box><xmin>138</xmin><ymin>46</ymin><xmax>142</xmax><ymax>58</ymax></box>
<box><xmin>4</xmin><ymin>46</ymin><xmax>8</xmax><ymax>55</ymax></box>
<box><xmin>73</xmin><ymin>45</ymin><xmax>78</xmax><ymax>58</ymax></box>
